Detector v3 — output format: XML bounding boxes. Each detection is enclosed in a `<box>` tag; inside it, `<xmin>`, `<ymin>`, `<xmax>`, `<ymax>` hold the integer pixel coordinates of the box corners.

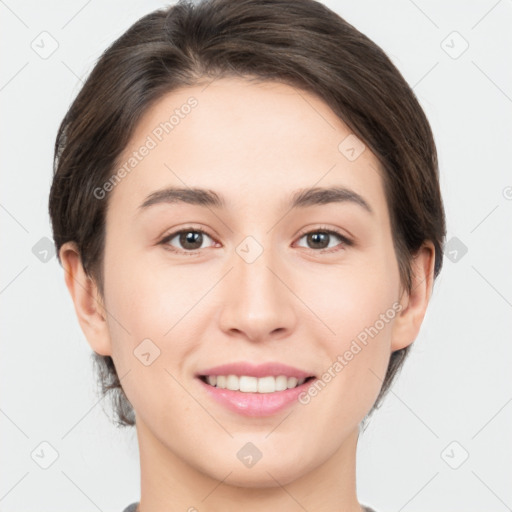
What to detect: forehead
<box><xmin>108</xmin><ymin>77</ymin><xmax>387</xmax><ymax>221</ymax></box>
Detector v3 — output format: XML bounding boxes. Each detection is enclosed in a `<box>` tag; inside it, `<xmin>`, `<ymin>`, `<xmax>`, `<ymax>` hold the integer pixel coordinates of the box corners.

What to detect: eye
<box><xmin>158</xmin><ymin>225</ymin><xmax>353</xmax><ymax>256</ymax></box>
<box><xmin>295</xmin><ymin>227</ymin><xmax>353</xmax><ymax>253</ymax></box>
<box><xmin>159</xmin><ymin>227</ymin><xmax>217</xmax><ymax>255</ymax></box>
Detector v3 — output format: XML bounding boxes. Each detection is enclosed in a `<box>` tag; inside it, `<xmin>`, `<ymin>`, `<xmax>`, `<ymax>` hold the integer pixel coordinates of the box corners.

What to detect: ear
<box><xmin>59</xmin><ymin>241</ymin><xmax>112</xmax><ymax>356</ymax></box>
<box><xmin>391</xmin><ymin>241</ymin><xmax>436</xmax><ymax>352</ymax></box>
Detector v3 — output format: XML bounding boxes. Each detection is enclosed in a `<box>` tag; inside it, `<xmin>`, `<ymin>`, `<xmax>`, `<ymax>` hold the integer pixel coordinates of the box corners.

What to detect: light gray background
<box><xmin>1</xmin><ymin>0</ymin><xmax>511</xmax><ymax>511</ymax></box>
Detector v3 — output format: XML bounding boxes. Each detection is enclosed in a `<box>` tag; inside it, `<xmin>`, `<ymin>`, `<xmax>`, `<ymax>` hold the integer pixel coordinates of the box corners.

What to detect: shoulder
<box><xmin>122</xmin><ymin>501</ymin><xmax>377</xmax><ymax>512</ymax></box>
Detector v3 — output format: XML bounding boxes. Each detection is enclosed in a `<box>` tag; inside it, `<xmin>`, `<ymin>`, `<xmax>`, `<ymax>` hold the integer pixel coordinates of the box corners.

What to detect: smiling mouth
<box><xmin>198</xmin><ymin>375</ymin><xmax>316</xmax><ymax>393</ymax></box>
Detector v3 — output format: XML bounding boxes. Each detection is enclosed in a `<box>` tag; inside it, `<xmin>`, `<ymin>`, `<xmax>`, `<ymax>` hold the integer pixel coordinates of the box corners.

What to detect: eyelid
<box><xmin>158</xmin><ymin>225</ymin><xmax>218</xmax><ymax>255</ymax></box>
<box><xmin>293</xmin><ymin>225</ymin><xmax>354</xmax><ymax>251</ymax></box>
<box><xmin>294</xmin><ymin>224</ymin><xmax>353</xmax><ymax>243</ymax></box>
<box><xmin>159</xmin><ymin>224</ymin><xmax>354</xmax><ymax>255</ymax></box>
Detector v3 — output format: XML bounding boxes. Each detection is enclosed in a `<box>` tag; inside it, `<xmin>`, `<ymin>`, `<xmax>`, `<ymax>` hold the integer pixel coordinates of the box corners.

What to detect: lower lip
<box><xmin>196</xmin><ymin>377</ymin><xmax>316</xmax><ymax>417</ymax></box>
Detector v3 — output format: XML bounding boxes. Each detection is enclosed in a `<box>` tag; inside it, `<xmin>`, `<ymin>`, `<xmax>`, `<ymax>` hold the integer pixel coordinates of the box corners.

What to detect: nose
<box><xmin>217</xmin><ymin>241</ymin><xmax>297</xmax><ymax>343</ymax></box>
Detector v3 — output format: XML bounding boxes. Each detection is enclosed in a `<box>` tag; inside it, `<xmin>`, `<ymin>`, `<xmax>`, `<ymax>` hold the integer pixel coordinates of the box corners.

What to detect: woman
<box><xmin>48</xmin><ymin>0</ymin><xmax>446</xmax><ymax>510</ymax></box>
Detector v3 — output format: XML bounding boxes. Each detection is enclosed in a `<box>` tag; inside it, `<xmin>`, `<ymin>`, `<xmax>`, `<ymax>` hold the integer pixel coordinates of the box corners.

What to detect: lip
<box><xmin>195</xmin><ymin>361</ymin><xmax>315</xmax><ymax>379</ymax></box>
<box><xmin>196</xmin><ymin>375</ymin><xmax>317</xmax><ymax>417</ymax></box>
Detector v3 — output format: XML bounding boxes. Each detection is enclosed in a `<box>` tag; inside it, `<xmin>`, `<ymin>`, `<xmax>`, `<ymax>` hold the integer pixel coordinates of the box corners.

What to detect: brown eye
<box><xmin>160</xmin><ymin>228</ymin><xmax>216</xmax><ymax>254</ymax></box>
<box><xmin>296</xmin><ymin>228</ymin><xmax>353</xmax><ymax>252</ymax></box>
<box><xmin>305</xmin><ymin>232</ymin><xmax>330</xmax><ymax>249</ymax></box>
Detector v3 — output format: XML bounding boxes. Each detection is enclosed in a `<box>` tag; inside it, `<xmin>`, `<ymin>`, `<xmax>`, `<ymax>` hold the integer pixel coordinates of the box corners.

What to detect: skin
<box><xmin>60</xmin><ymin>77</ymin><xmax>435</xmax><ymax>512</ymax></box>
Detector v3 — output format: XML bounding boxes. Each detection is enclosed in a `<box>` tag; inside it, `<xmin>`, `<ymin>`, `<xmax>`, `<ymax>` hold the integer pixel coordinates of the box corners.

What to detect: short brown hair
<box><xmin>49</xmin><ymin>0</ymin><xmax>446</xmax><ymax>428</ymax></box>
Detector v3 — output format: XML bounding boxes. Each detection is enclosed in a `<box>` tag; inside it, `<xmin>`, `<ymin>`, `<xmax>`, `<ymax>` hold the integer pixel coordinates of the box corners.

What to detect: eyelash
<box><xmin>158</xmin><ymin>225</ymin><xmax>353</xmax><ymax>256</ymax></box>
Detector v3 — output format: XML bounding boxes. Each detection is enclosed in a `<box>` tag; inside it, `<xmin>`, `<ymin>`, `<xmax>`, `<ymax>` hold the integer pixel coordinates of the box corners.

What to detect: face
<box><xmin>93</xmin><ymin>77</ymin><xmax>409</xmax><ymax>486</ymax></box>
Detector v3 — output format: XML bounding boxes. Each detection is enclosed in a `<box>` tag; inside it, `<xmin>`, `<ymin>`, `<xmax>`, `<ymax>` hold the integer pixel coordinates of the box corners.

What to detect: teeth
<box><xmin>205</xmin><ymin>375</ymin><xmax>307</xmax><ymax>393</ymax></box>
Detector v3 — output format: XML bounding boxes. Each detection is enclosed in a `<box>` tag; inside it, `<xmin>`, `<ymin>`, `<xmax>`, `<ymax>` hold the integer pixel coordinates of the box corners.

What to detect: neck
<box><xmin>135</xmin><ymin>418</ymin><xmax>365</xmax><ymax>512</ymax></box>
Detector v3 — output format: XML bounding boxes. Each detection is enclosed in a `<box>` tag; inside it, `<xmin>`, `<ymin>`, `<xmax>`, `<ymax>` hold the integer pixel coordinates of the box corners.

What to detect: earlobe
<box><xmin>59</xmin><ymin>242</ymin><xmax>112</xmax><ymax>356</ymax></box>
<box><xmin>390</xmin><ymin>241</ymin><xmax>436</xmax><ymax>352</ymax></box>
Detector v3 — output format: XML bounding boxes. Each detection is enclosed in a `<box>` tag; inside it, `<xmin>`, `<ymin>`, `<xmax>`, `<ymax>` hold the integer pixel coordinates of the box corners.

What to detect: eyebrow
<box><xmin>137</xmin><ymin>186</ymin><xmax>373</xmax><ymax>215</ymax></box>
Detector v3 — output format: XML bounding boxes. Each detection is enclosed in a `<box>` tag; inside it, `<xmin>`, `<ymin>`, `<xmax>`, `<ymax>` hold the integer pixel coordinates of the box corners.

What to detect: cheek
<box><xmin>101</xmin><ymin>256</ymin><xmax>199</xmax><ymax>426</ymax></box>
<box><xmin>297</xmin><ymin>256</ymin><xmax>398</xmax><ymax>403</ymax></box>
<box><xmin>298</xmin><ymin>284</ymin><xmax>397</xmax><ymax>434</ymax></box>
<box><xmin>104</xmin><ymin>245</ymin><xmax>198</xmax><ymax>334</ymax></box>
<box><xmin>103</xmin><ymin>250</ymin><xmax>215</xmax><ymax>386</ymax></box>
<box><xmin>300</xmin><ymin>256</ymin><xmax>398</xmax><ymax>340</ymax></box>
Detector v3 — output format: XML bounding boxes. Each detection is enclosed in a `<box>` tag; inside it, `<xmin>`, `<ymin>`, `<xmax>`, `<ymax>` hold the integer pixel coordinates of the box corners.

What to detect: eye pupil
<box><xmin>308</xmin><ymin>232</ymin><xmax>329</xmax><ymax>249</ymax></box>
<box><xmin>180</xmin><ymin>231</ymin><xmax>203</xmax><ymax>250</ymax></box>
<box><xmin>165</xmin><ymin>228</ymin><xmax>347</xmax><ymax>255</ymax></box>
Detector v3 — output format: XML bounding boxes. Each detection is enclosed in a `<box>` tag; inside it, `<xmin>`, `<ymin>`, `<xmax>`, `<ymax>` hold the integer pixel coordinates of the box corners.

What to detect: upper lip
<box><xmin>196</xmin><ymin>362</ymin><xmax>315</xmax><ymax>379</ymax></box>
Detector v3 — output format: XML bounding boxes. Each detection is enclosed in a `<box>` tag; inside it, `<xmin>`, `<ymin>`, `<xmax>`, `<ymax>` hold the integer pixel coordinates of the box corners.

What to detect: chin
<box><xmin>200</xmin><ymin>454</ymin><xmax>313</xmax><ymax>489</ymax></box>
